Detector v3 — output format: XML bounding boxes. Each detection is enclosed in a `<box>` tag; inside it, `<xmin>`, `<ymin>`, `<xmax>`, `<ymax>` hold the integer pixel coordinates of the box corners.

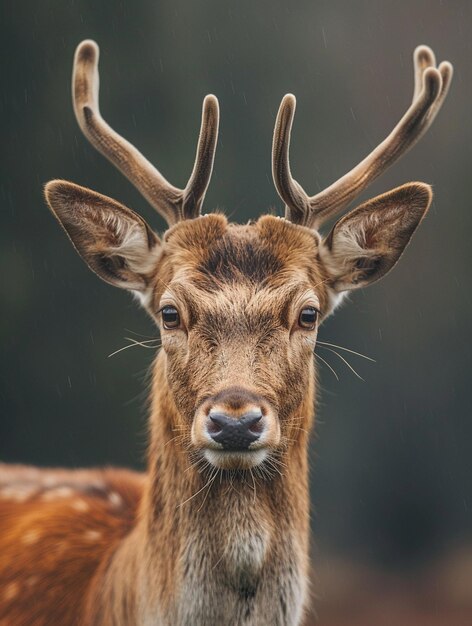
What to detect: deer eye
<box><xmin>298</xmin><ymin>307</ymin><xmax>318</xmax><ymax>329</ymax></box>
<box><xmin>161</xmin><ymin>306</ymin><xmax>180</xmax><ymax>329</ymax></box>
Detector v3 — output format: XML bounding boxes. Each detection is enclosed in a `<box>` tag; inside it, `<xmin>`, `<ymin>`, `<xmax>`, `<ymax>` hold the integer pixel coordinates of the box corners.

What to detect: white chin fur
<box><xmin>204</xmin><ymin>448</ymin><xmax>268</xmax><ymax>469</ymax></box>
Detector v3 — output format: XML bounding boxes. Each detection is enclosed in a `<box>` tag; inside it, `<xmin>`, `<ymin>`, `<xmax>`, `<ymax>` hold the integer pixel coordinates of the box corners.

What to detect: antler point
<box><xmin>282</xmin><ymin>93</ymin><xmax>296</xmax><ymax>107</ymax></box>
<box><xmin>76</xmin><ymin>39</ymin><xmax>99</xmax><ymax>64</ymax></box>
<box><xmin>438</xmin><ymin>60</ymin><xmax>454</xmax><ymax>77</ymax></box>
<box><xmin>203</xmin><ymin>94</ymin><xmax>220</xmax><ymax>115</ymax></box>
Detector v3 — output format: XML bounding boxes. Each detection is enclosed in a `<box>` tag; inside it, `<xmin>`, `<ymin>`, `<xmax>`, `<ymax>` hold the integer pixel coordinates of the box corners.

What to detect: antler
<box><xmin>73</xmin><ymin>40</ymin><xmax>219</xmax><ymax>226</ymax></box>
<box><xmin>272</xmin><ymin>45</ymin><xmax>453</xmax><ymax>229</ymax></box>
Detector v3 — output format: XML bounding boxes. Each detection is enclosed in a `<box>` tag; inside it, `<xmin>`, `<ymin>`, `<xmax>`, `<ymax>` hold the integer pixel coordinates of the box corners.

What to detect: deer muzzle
<box><xmin>191</xmin><ymin>386</ymin><xmax>280</xmax><ymax>469</ymax></box>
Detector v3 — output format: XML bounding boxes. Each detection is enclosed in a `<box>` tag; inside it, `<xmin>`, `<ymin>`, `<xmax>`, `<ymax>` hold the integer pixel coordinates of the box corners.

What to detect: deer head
<box><xmin>45</xmin><ymin>41</ymin><xmax>452</xmax><ymax>473</ymax></box>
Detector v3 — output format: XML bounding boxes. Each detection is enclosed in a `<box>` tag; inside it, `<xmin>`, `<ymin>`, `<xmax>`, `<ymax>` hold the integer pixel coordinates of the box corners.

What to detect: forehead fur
<box><xmin>156</xmin><ymin>214</ymin><xmax>329</xmax><ymax>311</ymax></box>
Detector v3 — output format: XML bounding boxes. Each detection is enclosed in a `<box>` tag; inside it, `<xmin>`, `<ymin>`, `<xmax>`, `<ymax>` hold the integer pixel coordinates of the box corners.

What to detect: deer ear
<box><xmin>320</xmin><ymin>183</ymin><xmax>432</xmax><ymax>292</ymax></box>
<box><xmin>45</xmin><ymin>180</ymin><xmax>161</xmax><ymax>292</ymax></box>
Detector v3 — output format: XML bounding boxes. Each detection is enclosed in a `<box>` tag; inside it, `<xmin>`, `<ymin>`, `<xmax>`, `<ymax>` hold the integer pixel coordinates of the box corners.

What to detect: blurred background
<box><xmin>1</xmin><ymin>1</ymin><xmax>471</xmax><ymax>623</ymax></box>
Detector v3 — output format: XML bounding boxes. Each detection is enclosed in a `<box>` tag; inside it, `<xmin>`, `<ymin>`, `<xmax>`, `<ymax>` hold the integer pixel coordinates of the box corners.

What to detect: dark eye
<box><xmin>161</xmin><ymin>306</ymin><xmax>180</xmax><ymax>329</ymax></box>
<box><xmin>298</xmin><ymin>307</ymin><xmax>318</xmax><ymax>329</ymax></box>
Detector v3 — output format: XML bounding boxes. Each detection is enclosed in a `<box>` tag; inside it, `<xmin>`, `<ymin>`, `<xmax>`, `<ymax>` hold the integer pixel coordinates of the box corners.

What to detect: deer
<box><xmin>0</xmin><ymin>40</ymin><xmax>452</xmax><ymax>626</ymax></box>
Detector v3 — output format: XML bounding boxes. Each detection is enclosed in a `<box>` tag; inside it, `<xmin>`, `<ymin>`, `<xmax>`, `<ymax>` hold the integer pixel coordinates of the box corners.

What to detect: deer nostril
<box><xmin>247</xmin><ymin>416</ymin><xmax>263</xmax><ymax>434</ymax></box>
<box><xmin>240</xmin><ymin>411</ymin><xmax>263</xmax><ymax>433</ymax></box>
<box><xmin>207</xmin><ymin>416</ymin><xmax>224</xmax><ymax>434</ymax></box>
<box><xmin>209</xmin><ymin>413</ymin><xmax>230</xmax><ymax>427</ymax></box>
<box><xmin>207</xmin><ymin>410</ymin><xmax>264</xmax><ymax>450</ymax></box>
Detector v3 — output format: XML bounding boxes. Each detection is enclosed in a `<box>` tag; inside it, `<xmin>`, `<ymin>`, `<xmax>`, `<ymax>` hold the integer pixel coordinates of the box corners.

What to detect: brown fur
<box><xmin>1</xmin><ymin>215</ymin><xmax>326</xmax><ymax>625</ymax></box>
<box><xmin>0</xmin><ymin>199</ymin><xmax>432</xmax><ymax>624</ymax></box>
<box><xmin>0</xmin><ymin>466</ymin><xmax>143</xmax><ymax>625</ymax></box>
<box><xmin>1</xmin><ymin>38</ymin><xmax>448</xmax><ymax>626</ymax></box>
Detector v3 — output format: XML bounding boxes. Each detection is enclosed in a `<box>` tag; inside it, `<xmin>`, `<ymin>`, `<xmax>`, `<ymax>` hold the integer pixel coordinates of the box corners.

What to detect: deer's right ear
<box><xmin>45</xmin><ymin>180</ymin><xmax>161</xmax><ymax>292</ymax></box>
<box><xmin>319</xmin><ymin>183</ymin><xmax>432</xmax><ymax>292</ymax></box>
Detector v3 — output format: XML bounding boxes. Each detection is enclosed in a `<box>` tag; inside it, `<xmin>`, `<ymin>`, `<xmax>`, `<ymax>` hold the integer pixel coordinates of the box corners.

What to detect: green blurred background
<box><xmin>1</xmin><ymin>0</ymin><xmax>471</xmax><ymax>621</ymax></box>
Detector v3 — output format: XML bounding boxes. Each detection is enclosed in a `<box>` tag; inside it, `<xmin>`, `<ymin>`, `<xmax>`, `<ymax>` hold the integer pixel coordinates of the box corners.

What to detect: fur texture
<box><xmin>1</xmin><ymin>36</ymin><xmax>449</xmax><ymax>625</ymax></box>
<box><xmin>0</xmin><ymin>179</ymin><xmax>432</xmax><ymax>625</ymax></box>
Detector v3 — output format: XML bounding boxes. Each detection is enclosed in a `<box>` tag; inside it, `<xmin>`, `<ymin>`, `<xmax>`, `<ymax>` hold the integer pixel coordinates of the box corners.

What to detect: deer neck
<box><xmin>98</xmin><ymin>352</ymin><xmax>313</xmax><ymax>626</ymax></box>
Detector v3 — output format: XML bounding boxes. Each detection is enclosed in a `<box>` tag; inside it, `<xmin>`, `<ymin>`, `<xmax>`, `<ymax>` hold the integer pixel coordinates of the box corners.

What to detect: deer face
<box><xmin>45</xmin><ymin>40</ymin><xmax>451</xmax><ymax>470</ymax></box>
<box><xmin>46</xmin><ymin>182</ymin><xmax>432</xmax><ymax>470</ymax></box>
<box><xmin>149</xmin><ymin>214</ymin><xmax>328</xmax><ymax>469</ymax></box>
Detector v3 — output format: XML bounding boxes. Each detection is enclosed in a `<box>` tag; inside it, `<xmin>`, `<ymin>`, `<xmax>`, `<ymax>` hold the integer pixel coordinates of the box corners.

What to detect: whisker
<box><xmin>108</xmin><ymin>343</ymin><xmax>142</xmax><ymax>358</ymax></box>
<box><xmin>108</xmin><ymin>337</ymin><xmax>162</xmax><ymax>358</ymax></box>
<box><xmin>266</xmin><ymin>461</ymin><xmax>284</xmax><ymax>478</ymax></box>
<box><xmin>124</xmin><ymin>337</ymin><xmax>161</xmax><ymax>348</ymax></box>
<box><xmin>196</xmin><ymin>468</ymin><xmax>219</xmax><ymax>513</ymax></box>
<box><xmin>314</xmin><ymin>352</ymin><xmax>339</xmax><ymax>381</ymax></box>
<box><xmin>185</xmin><ymin>453</ymin><xmax>211</xmax><ymax>475</ymax></box>
<box><xmin>249</xmin><ymin>468</ymin><xmax>257</xmax><ymax>503</ymax></box>
<box><xmin>318</xmin><ymin>340</ymin><xmax>375</xmax><ymax>362</ymax></box>
<box><xmin>321</xmin><ymin>347</ymin><xmax>365</xmax><ymax>381</ymax></box>
<box><xmin>177</xmin><ymin>469</ymin><xmax>217</xmax><ymax>509</ymax></box>
<box><xmin>164</xmin><ymin>434</ymin><xmax>186</xmax><ymax>448</ymax></box>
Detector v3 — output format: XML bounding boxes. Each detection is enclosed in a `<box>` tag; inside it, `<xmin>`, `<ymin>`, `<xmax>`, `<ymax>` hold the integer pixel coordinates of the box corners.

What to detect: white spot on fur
<box><xmin>23</xmin><ymin>529</ymin><xmax>41</xmax><ymax>545</ymax></box>
<box><xmin>108</xmin><ymin>491</ymin><xmax>123</xmax><ymax>507</ymax></box>
<box><xmin>71</xmin><ymin>499</ymin><xmax>90</xmax><ymax>512</ymax></box>
<box><xmin>4</xmin><ymin>582</ymin><xmax>19</xmax><ymax>601</ymax></box>
<box><xmin>84</xmin><ymin>530</ymin><xmax>102</xmax><ymax>541</ymax></box>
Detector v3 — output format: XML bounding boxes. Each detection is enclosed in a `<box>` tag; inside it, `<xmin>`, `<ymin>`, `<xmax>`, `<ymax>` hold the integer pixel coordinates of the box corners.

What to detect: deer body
<box><xmin>0</xmin><ymin>40</ymin><xmax>452</xmax><ymax>625</ymax></box>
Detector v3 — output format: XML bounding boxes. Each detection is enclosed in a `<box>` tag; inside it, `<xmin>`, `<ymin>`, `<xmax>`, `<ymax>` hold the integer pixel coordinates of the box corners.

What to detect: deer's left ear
<box><xmin>320</xmin><ymin>183</ymin><xmax>432</xmax><ymax>292</ymax></box>
<box><xmin>45</xmin><ymin>180</ymin><xmax>161</xmax><ymax>293</ymax></box>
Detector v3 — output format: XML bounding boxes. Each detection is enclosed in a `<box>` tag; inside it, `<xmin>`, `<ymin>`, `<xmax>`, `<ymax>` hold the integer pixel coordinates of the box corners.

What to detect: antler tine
<box><xmin>272</xmin><ymin>45</ymin><xmax>453</xmax><ymax>230</ymax></box>
<box><xmin>73</xmin><ymin>40</ymin><xmax>219</xmax><ymax>226</ymax></box>
<box><xmin>413</xmin><ymin>45</ymin><xmax>453</xmax><ymax>113</ymax></box>
<box><xmin>182</xmin><ymin>94</ymin><xmax>220</xmax><ymax>219</ymax></box>
<box><xmin>413</xmin><ymin>45</ymin><xmax>436</xmax><ymax>101</ymax></box>
<box><xmin>272</xmin><ymin>94</ymin><xmax>311</xmax><ymax>225</ymax></box>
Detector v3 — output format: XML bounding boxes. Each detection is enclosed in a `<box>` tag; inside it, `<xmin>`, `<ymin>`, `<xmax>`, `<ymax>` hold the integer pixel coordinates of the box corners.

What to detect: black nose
<box><xmin>208</xmin><ymin>411</ymin><xmax>263</xmax><ymax>450</ymax></box>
